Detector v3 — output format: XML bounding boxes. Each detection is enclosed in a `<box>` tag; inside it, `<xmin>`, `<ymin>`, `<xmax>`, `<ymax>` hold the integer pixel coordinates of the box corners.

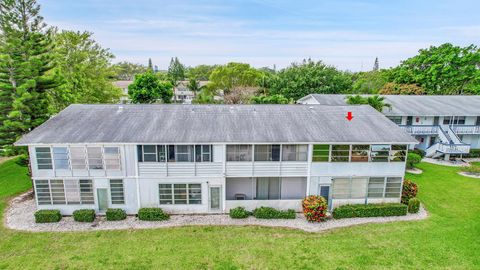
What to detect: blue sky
<box><xmin>39</xmin><ymin>0</ymin><xmax>480</xmax><ymax>71</ymax></box>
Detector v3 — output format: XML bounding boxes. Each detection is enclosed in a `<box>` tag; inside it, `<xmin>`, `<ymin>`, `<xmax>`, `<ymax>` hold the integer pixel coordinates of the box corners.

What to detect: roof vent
<box><xmin>117</xmin><ymin>106</ymin><xmax>124</xmax><ymax>112</ymax></box>
<box><xmin>309</xmin><ymin>106</ymin><xmax>314</xmax><ymax>109</ymax></box>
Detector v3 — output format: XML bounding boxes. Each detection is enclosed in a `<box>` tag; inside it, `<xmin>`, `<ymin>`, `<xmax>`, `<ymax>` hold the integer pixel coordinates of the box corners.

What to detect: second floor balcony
<box><xmin>400</xmin><ymin>125</ymin><xmax>480</xmax><ymax>135</ymax></box>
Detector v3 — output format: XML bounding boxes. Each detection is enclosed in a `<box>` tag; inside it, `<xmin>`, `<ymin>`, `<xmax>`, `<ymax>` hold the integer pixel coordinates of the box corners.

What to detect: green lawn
<box><xmin>0</xmin><ymin>158</ymin><xmax>479</xmax><ymax>269</ymax></box>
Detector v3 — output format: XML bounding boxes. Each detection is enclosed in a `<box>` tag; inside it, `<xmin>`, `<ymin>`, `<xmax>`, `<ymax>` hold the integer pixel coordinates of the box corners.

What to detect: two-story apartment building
<box><xmin>298</xmin><ymin>94</ymin><xmax>480</xmax><ymax>160</ymax></box>
<box><xmin>15</xmin><ymin>104</ymin><xmax>415</xmax><ymax>215</ymax></box>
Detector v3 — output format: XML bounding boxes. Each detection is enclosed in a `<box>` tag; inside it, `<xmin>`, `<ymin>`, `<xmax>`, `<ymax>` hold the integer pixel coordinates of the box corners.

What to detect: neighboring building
<box><xmin>298</xmin><ymin>94</ymin><xmax>480</xmax><ymax>159</ymax></box>
<box><xmin>15</xmin><ymin>104</ymin><xmax>415</xmax><ymax>215</ymax></box>
<box><xmin>113</xmin><ymin>80</ymin><xmax>132</xmax><ymax>103</ymax></box>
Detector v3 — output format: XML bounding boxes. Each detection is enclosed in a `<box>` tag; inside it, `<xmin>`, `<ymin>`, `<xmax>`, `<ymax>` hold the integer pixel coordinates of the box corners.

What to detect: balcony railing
<box><xmin>399</xmin><ymin>125</ymin><xmax>439</xmax><ymax>135</ymax></box>
<box><xmin>450</xmin><ymin>125</ymin><xmax>480</xmax><ymax>134</ymax></box>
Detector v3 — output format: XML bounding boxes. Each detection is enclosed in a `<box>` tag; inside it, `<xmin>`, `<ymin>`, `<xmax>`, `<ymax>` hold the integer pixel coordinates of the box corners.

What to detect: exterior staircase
<box><xmin>424</xmin><ymin>126</ymin><xmax>470</xmax><ymax>158</ymax></box>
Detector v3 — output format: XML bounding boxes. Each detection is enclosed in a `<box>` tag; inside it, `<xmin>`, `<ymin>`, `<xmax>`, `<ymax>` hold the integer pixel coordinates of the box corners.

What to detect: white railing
<box><xmin>399</xmin><ymin>125</ymin><xmax>439</xmax><ymax>135</ymax></box>
<box><xmin>450</xmin><ymin>125</ymin><xmax>480</xmax><ymax>134</ymax></box>
<box><xmin>138</xmin><ymin>162</ymin><xmax>223</xmax><ymax>177</ymax></box>
<box><xmin>437</xmin><ymin>143</ymin><xmax>470</xmax><ymax>154</ymax></box>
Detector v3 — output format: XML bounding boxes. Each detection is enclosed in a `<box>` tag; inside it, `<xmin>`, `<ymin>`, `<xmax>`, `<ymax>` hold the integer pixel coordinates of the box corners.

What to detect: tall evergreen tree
<box><xmin>0</xmin><ymin>0</ymin><xmax>58</xmax><ymax>154</ymax></box>
<box><xmin>148</xmin><ymin>58</ymin><xmax>153</xmax><ymax>71</ymax></box>
<box><xmin>373</xmin><ymin>57</ymin><xmax>379</xmax><ymax>71</ymax></box>
<box><xmin>167</xmin><ymin>57</ymin><xmax>185</xmax><ymax>85</ymax></box>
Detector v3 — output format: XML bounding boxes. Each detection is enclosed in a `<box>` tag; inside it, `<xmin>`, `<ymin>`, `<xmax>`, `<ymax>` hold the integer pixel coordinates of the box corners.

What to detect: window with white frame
<box><xmin>34</xmin><ymin>179</ymin><xmax>94</xmax><ymax>205</ymax></box>
<box><xmin>87</xmin><ymin>147</ymin><xmax>103</xmax><ymax>169</ymax></box>
<box><xmin>195</xmin><ymin>145</ymin><xmax>212</xmax><ymax>162</ymax></box>
<box><xmin>70</xmin><ymin>147</ymin><xmax>87</xmax><ymax>170</ymax></box>
<box><xmin>175</xmin><ymin>145</ymin><xmax>194</xmax><ymax>162</ymax></box>
<box><xmin>110</xmin><ymin>179</ymin><xmax>125</xmax><ymax>204</ymax></box>
<box><xmin>387</xmin><ymin>116</ymin><xmax>402</xmax><ymax>125</ymax></box>
<box><xmin>35</xmin><ymin>147</ymin><xmax>53</xmax><ymax>170</ymax></box>
<box><xmin>104</xmin><ymin>147</ymin><xmax>121</xmax><ymax>170</ymax></box>
<box><xmin>367</xmin><ymin>177</ymin><xmax>385</xmax><ymax>198</ymax></box>
<box><xmin>53</xmin><ymin>147</ymin><xmax>69</xmax><ymax>170</ymax></box>
<box><xmin>331</xmin><ymin>178</ymin><xmax>368</xmax><ymax>199</ymax></box>
<box><xmin>385</xmin><ymin>177</ymin><xmax>402</xmax><ymax>197</ymax></box>
<box><xmin>351</xmin><ymin>145</ymin><xmax>369</xmax><ymax>162</ymax></box>
<box><xmin>390</xmin><ymin>145</ymin><xmax>407</xmax><ymax>162</ymax></box>
<box><xmin>226</xmin><ymin>145</ymin><xmax>252</xmax><ymax>161</ymax></box>
<box><xmin>331</xmin><ymin>145</ymin><xmax>350</xmax><ymax>162</ymax></box>
<box><xmin>282</xmin><ymin>145</ymin><xmax>308</xmax><ymax>161</ymax></box>
<box><xmin>254</xmin><ymin>145</ymin><xmax>280</xmax><ymax>161</ymax></box>
<box><xmin>159</xmin><ymin>183</ymin><xmax>202</xmax><ymax>204</ymax></box>
<box><xmin>256</xmin><ymin>177</ymin><xmax>281</xmax><ymax>200</ymax></box>
<box><xmin>312</xmin><ymin>145</ymin><xmax>329</xmax><ymax>162</ymax></box>
<box><xmin>370</xmin><ymin>145</ymin><xmax>390</xmax><ymax>162</ymax></box>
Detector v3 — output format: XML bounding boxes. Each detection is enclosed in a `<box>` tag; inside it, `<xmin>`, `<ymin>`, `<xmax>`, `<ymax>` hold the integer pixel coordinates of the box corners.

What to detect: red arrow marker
<box><xmin>346</xmin><ymin>112</ymin><xmax>353</xmax><ymax>121</ymax></box>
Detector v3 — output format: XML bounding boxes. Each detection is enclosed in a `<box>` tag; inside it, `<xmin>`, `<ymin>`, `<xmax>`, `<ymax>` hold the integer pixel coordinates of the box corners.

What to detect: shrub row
<box><xmin>106</xmin><ymin>208</ymin><xmax>127</xmax><ymax>221</ymax></box>
<box><xmin>73</xmin><ymin>209</ymin><xmax>96</xmax><ymax>222</ymax></box>
<box><xmin>332</xmin><ymin>203</ymin><xmax>407</xmax><ymax>219</ymax></box>
<box><xmin>34</xmin><ymin>210</ymin><xmax>62</xmax><ymax>223</ymax></box>
<box><xmin>252</xmin><ymin>207</ymin><xmax>296</xmax><ymax>219</ymax></box>
<box><xmin>138</xmin><ymin>208</ymin><xmax>170</xmax><ymax>221</ymax></box>
<box><xmin>229</xmin><ymin>206</ymin><xmax>250</xmax><ymax>219</ymax></box>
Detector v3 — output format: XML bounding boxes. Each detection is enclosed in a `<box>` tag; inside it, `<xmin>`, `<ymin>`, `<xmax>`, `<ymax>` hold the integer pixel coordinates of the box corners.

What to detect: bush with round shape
<box><xmin>106</xmin><ymin>208</ymin><xmax>127</xmax><ymax>221</ymax></box>
<box><xmin>406</xmin><ymin>153</ymin><xmax>422</xmax><ymax>169</ymax></box>
<box><xmin>138</xmin><ymin>208</ymin><xmax>170</xmax><ymax>221</ymax></box>
<box><xmin>401</xmin><ymin>179</ymin><xmax>418</xmax><ymax>204</ymax></box>
<box><xmin>410</xmin><ymin>149</ymin><xmax>426</xmax><ymax>158</ymax></box>
<box><xmin>229</xmin><ymin>207</ymin><xmax>250</xmax><ymax>219</ymax></box>
<box><xmin>408</xmin><ymin>198</ymin><xmax>420</xmax><ymax>213</ymax></box>
<box><xmin>302</xmin><ymin>195</ymin><xmax>328</xmax><ymax>222</ymax></box>
<box><xmin>34</xmin><ymin>210</ymin><xmax>62</xmax><ymax>223</ymax></box>
<box><xmin>73</xmin><ymin>209</ymin><xmax>96</xmax><ymax>222</ymax></box>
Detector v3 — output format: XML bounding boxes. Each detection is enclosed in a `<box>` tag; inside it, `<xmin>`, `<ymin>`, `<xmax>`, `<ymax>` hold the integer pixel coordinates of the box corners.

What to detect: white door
<box><xmin>209</xmin><ymin>186</ymin><xmax>222</xmax><ymax>212</ymax></box>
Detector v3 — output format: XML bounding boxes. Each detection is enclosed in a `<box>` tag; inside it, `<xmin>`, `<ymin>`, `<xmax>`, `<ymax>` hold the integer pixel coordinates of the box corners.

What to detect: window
<box><xmin>53</xmin><ymin>147</ymin><xmax>69</xmax><ymax>170</ymax></box>
<box><xmin>87</xmin><ymin>147</ymin><xmax>103</xmax><ymax>169</ymax></box>
<box><xmin>387</xmin><ymin>116</ymin><xmax>402</xmax><ymax>125</ymax></box>
<box><xmin>390</xmin><ymin>145</ymin><xmax>407</xmax><ymax>162</ymax></box>
<box><xmin>64</xmin><ymin>180</ymin><xmax>80</xmax><ymax>204</ymax></box>
<box><xmin>79</xmin><ymin>179</ymin><xmax>94</xmax><ymax>204</ymax></box>
<box><xmin>142</xmin><ymin>145</ymin><xmax>157</xmax><ymax>162</ymax></box>
<box><xmin>70</xmin><ymin>147</ymin><xmax>86</xmax><ymax>170</ymax></box>
<box><xmin>331</xmin><ymin>145</ymin><xmax>350</xmax><ymax>162</ymax></box>
<box><xmin>332</xmin><ymin>178</ymin><xmax>367</xmax><ymax>199</ymax></box>
<box><xmin>443</xmin><ymin>116</ymin><xmax>466</xmax><ymax>125</ymax></box>
<box><xmin>370</xmin><ymin>145</ymin><xmax>390</xmax><ymax>162</ymax></box>
<box><xmin>35</xmin><ymin>147</ymin><xmax>52</xmax><ymax>170</ymax></box>
<box><xmin>138</xmin><ymin>145</ymin><xmax>166</xmax><ymax>162</ymax></box>
<box><xmin>256</xmin><ymin>177</ymin><xmax>280</xmax><ymax>200</ymax></box>
<box><xmin>456</xmin><ymin>116</ymin><xmax>466</xmax><ymax>125</ymax></box>
<box><xmin>385</xmin><ymin>177</ymin><xmax>402</xmax><ymax>198</ymax></box>
<box><xmin>50</xmin><ymin>180</ymin><xmax>66</xmax><ymax>204</ymax></box>
<box><xmin>351</xmin><ymin>145</ymin><xmax>369</xmax><ymax>162</ymax></box>
<box><xmin>34</xmin><ymin>179</ymin><xmax>94</xmax><ymax>205</ymax></box>
<box><xmin>175</xmin><ymin>145</ymin><xmax>194</xmax><ymax>162</ymax></box>
<box><xmin>226</xmin><ymin>145</ymin><xmax>252</xmax><ymax>161</ymax></box>
<box><xmin>195</xmin><ymin>145</ymin><xmax>212</xmax><ymax>162</ymax></box>
<box><xmin>110</xmin><ymin>179</ymin><xmax>125</xmax><ymax>204</ymax></box>
<box><xmin>35</xmin><ymin>180</ymin><xmax>51</xmax><ymax>205</ymax></box>
<box><xmin>159</xmin><ymin>183</ymin><xmax>202</xmax><ymax>204</ymax></box>
<box><xmin>104</xmin><ymin>147</ymin><xmax>121</xmax><ymax>170</ymax></box>
<box><xmin>368</xmin><ymin>177</ymin><xmax>385</xmax><ymax>198</ymax></box>
<box><xmin>254</xmin><ymin>145</ymin><xmax>280</xmax><ymax>161</ymax></box>
<box><xmin>312</xmin><ymin>145</ymin><xmax>329</xmax><ymax>162</ymax></box>
<box><xmin>282</xmin><ymin>145</ymin><xmax>308</xmax><ymax>161</ymax></box>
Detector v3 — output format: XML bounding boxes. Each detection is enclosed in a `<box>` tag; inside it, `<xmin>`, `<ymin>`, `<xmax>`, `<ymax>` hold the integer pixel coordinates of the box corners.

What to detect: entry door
<box><xmin>433</xmin><ymin>116</ymin><xmax>439</xmax><ymax>125</ymax></box>
<box><xmin>406</xmin><ymin>116</ymin><xmax>413</xmax><ymax>125</ymax></box>
<box><xmin>318</xmin><ymin>185</ymin><xmax>330</xmax><ymax>205</ymax></box>
<box><xmin>209</xmin><ymin>186</ymin><xmax>221</xmax><ymax>211</ymax></box>
<box><xmin>97</xmin><ymin>188</ymin><xmax>109</xmax><ymax>211</ymax></box>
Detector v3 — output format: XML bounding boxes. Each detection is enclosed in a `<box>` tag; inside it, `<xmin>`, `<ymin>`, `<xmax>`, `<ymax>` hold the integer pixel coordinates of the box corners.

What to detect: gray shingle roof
<box><xmin>300</xmin><ymin>94</ymin><xmax>480</xmax><ymax>116</ymax></box>
<box><xmin>15</xmin><ymin>104</ymin><xmax>416</xmax><ymax>145</ymax></box>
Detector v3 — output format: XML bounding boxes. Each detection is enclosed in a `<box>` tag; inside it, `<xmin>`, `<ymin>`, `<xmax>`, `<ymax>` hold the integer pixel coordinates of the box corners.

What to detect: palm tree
<box><xmin>366</xmin><ymin>95</ymin><xmax>391</xmax><ymax>112</ymax></box>
<box><xmin>345</xmin><ymin>95</ymin><xmax>367</xmax><ymax>105</ymax></box>
<box><xmin>186</xmin><ymin>78</ymin><xmax>202</xmax><ymax>98</ymax></box>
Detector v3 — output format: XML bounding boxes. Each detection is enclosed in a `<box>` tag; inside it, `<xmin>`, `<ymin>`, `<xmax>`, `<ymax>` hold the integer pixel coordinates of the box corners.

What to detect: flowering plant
<box><xmin>302</xmin><ymin>195</ymin><xmax>328</xmax><ymax>222</ymax></box>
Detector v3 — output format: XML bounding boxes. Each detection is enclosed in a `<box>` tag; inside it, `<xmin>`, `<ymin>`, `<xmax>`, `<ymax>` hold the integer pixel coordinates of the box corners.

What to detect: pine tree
<box><xmin>167</xmin><ymin>57</ymin><xmax>185</xmax><ymax>85</ymax></box>
<box><xmin>373</xmin><ymin>57</ymin><xmax>379</xmax><ymax>71</ymax></box>
<box><xmin>148</xmin><ymin>58</ymin><xmax>153</xmax><ymax>71</ymax></box>
<box><xmin>0</xmin><ymin>0</ymin><xmax>58</xmax><ymax>154</ymax></box>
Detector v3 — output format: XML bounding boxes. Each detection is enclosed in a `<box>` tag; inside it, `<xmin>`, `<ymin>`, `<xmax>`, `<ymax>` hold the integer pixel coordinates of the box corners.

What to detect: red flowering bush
<box><xmin>302</xmin><ymin>195</ymin><xmax>328</xmax><ymax>222</ymax></box>
<box><xmin>401</xmin><ymin>179</ymin><xmax>418</xmax><ymax>204</ymax></box>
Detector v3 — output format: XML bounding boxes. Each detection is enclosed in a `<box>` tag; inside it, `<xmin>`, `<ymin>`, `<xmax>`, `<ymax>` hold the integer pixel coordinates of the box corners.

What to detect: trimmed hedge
<box><xmin>34</xmin><ymin>210</ymin><xmax>62</xmax><ymax>223</ymax></box>
<box><xmin>252</xmin><ymin>207</ymin><xmax>296</xmax><ymax>219</ymax></box>
<box><xmin>106</xmin><ymin>208</ymin><xmax>127</xmax><ymax>221</ymax></box>
<box><xmin>466</xmin><ymin>149</ymin><xmax>480</xmax><ymax>158</ymax></box>
<box><xmin>302</xmin><ymin>195</ymin><xmax>328</xmax><ymax>222</ymax></box>
<box><xmin>73</xmin><ymin>209</ymin><xmax>96</xmax><ymax>222</ymax></box>
<box><xmin>229</xmin><ymin>207</ymin><xmax>250</xmax><ymax>219</ymax></box>
<box><xmin>408</xmin><ymin>198</ymin><xmax>420</xmax><ymax>213</ymax></box>
<box><xmin>406</xmin><ymin>153</ymin><xmax>422</xmax><ymax>169</ymax></box>
<box><xmin>332</xmin><ymin>203</ymin><xmax>407</xmax><ymax>219</ymax></box>
<box><xmin>138</xmin><ymin>208</ymin><xmax>170</xmax><ymax>221</ymax></box>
